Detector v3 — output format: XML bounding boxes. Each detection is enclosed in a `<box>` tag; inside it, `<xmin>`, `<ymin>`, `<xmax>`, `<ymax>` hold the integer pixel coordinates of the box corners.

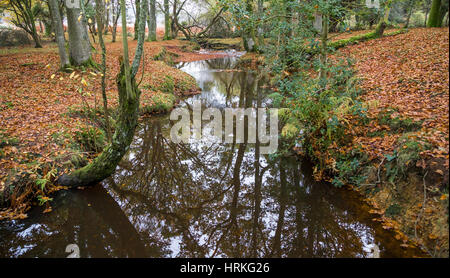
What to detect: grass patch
<box><xmin>141</xmin><ymin>92</ymin><xmax>176</xmax><ymax>114</ymax></box>
<box><xmin>378</xmin><ymin>108</ymin><xmax>423</xmax><ymax>132</ymax></box>
<box><xmin>329</xmin><ymin>29</ymin><xmax>408</xmax><ymax>50</ymax></box>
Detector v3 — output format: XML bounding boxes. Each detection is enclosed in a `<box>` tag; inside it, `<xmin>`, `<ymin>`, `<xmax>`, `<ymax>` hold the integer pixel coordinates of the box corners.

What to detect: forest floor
<box><xmin>0</xmin><ymin>37</ymin><xmax>228</xmax><ymax>218</ymax></box>
<box><xmin>334</xmin><ymin>27</ymin><xmax>449</xmax><ymax>257</ymax></box>
<box><xmin>0</xmin><ymin>28</ymin><xmax>448</xmax><ymax>257</ymax></box>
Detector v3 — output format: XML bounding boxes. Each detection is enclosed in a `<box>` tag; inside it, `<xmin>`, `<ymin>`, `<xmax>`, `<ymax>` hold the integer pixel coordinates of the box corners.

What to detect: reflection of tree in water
<box><xmin>0</xmin><ymin>58</ymin><xmax>424</xmax><ymax>258</ymax></box>
<box><xmin>0</xmin><ymin>186</ymin><xmax>147</xmax><ymax>257</ymax></box>
<box><xmin>102</xmin><ymin>66</ymin><xmax>385</xmax><ymax>258</ymax></box>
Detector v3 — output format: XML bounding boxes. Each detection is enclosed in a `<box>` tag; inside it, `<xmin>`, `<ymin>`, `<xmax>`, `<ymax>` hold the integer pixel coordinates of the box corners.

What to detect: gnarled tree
<box><xmin>58</xmin><ymin>0</ymin><xmax>148</xmax><ymax>187</ymax></box>
<box><xmin>1</xmin><ymin>0</ymin><xmax>42</xmax><ymax>48</ymax></box>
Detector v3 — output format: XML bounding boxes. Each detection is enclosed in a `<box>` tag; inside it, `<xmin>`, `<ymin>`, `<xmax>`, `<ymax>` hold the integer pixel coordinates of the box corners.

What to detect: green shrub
<box><xmin>385</xmin><ymin>203</ymin><xmax>402</xmax><ymax>217</ymax></box>
<box><xmin>383</xmin><ymin>134</ymin><xmax>431</xmax><ymax>183</ymax></box>
<box><xmin>74</xmin><ymin>126</ymin><xmax>106</xmax><ymax>153</ymax></box>
<box><xmin>332</xmin><ymin>146</ymin><xmax>369</xmax><ymax>188</ymax></box>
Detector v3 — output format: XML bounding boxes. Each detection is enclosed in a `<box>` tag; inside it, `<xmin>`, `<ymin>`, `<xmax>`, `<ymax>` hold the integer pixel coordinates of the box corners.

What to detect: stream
<box><xmin>0</xmin><ymin>55</ymin><xmax>425</xmax><ymax>258</ymax></box>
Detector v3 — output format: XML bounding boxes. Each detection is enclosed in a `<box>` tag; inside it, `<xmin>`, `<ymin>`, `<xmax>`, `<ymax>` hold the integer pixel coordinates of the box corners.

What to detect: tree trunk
<box><xmin>57</xmin><ymin>64</ymin><xmax>140</xmax><ymax>187</ymax></box>
<box><xmin>243</xmin><ymin>0</ymin><xmax>257</xmax><ymax>52</ymax></box>
<box><xmin>405</xmin><ymin>0</ymin><xmax>414</xmax><ymax>28</ymax></box>
<box><xmin>147</xmin><ymin>0</ymin><xmax>157</xmax><ymax>41</ymax></box>
<box><xmin>134</xmin><ymin>0</ymin><xmax>141</xmax><ymax>40</ymax></box>
<box><xmin>257</xmin><ymin>0</ymin><xmax>264</xmax><ymax>49</ymax></box>
<box><xmin>95</xmin><ymin>0</ymin><xmax>112</xmax><ymax>142</ymax></box>
<box><xmin>427</xmin><ymin>0</ymin><xmax>442</xmax><ymax>27</ymax></box>
<box><xmin>66</xmin><ymin>3</ymin><xmax>92</xmax><ymax>66</ymax></box>
<box><xmin>375</xmin><ymin>0</ymin><xmax>392</xmax><ymax>37</ymax></box>
<box><xmin>112</xmin><ymin>24</ymin><xmax>118</xmax><ymax>42</ymax></box>
<box><xmin>319</xmin><ymin>15</ymin><xmax>328</xmax><ymax>80</ymax></box>
<box><xmin>28</xmin><ymin>8</ymin><xmax>42</xmax><ymax>48</ymax></box>
<box><xmin>58</xmin><ymin>0</ymin><xmax>148</xmax><ymax>188</ymax></box>
<box><xmin>31</xmin><ymin>25</ymin><xmax>43</xmax><ymax>48</ymax></box>
<box><xmin>48</xmin><ymin>0</ymin><xmax>70</xmax><ymax>69</ymax></box>
<box><xmin>171</xmin><ymin>0</ymin><xmax>178</xmax><ymax>38</ymax></box>
<box><xmin>164</xmin><ymin>0</ymin><xmax>171</xmax><ymax>40</ymax></box>
<box><xmin>112</xmin><ymin>1</ymin><xmax>120</xmax><ymax>42</ymax></box>
<box><xmin>104</xmin><ymin>3</ymin><xmax>110</xmax><ymax>35</ymax></box>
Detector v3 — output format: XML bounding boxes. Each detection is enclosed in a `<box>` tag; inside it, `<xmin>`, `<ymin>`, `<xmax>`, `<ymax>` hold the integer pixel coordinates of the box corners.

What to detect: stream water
<box><xmin>0</xmin><ymin>56</ymin><xmax>425</xmax><ymax>258</ymax></box>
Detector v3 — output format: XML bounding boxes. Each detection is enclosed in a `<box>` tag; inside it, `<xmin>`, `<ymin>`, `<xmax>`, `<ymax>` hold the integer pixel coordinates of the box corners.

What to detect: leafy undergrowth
<box><xmin>0</xmin><ymin>38</ymin><xmax>226</xmax><ymax>219</ymax></box>
<box><xmin>329</xmin><ymin>27</ymin><xmax>402</xmax><ymax>42</ymax></box>
<box><xmin>334</xmin><ymin>27</ymin><xmax>449</xmax><ymax>257</ymax></box>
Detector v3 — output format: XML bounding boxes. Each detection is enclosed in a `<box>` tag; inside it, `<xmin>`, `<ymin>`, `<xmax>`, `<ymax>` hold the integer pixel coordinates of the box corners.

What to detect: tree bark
<box><xmin>66</xmin><ymin>1</ymin><xmax>92</xmax><ymax>66</ymax></box>
<box><xmin>375</xmin><ymin>0</ymin><xmax>392</xmax><ymax>37</ymax></box>
<box><xmin>95</xmin><ymin>0</ymin><xmax>112</xmax><ymax>142</ymax></box>
<box><xmin>58</xmin><ymin>0</ymin><xmax>147</xmax><ymax>188</ymax></box>
<box><xmin>132</xmin><ymin>0</ymin><xmax>148</xmax><ymax>76</ymax></box>
<box><xmin>147</xmin><ymin>0</ymin><xmax>157</xmax><ymax>41</ymax></box>
<box><xmin>164</xmin><ymin>0</ymin><xmax>171</xmax><ymax>40</ymax></box>
<box><xmin>405</xmin><ymin>0</ymin><xmax>415</xmax><ymax>28</ymax></box>
<box><xmin>57</xmin><ymin>63</ymin><xmax>140</xmax><ymax>187</ymax></box>
<box><xmin>257</xmin><ymin>0</ymin><xmax>264</xmax><ymax>49</ymax></box>
<box><xmin>427</xmin><ymin>0</ymin><xmax>442</xmax><ymax>27</ymax></box>
<box><xmin>104</xmin><ymin>2</ymin><xmax>110</xmax><ymax>35</ymax></box>
<box><xmin>48</xmin><ymin>0</ymin><xmax>70</xmax><ymax>69</ymax></box>
<box><xmin>134</xmin><ymin>0</ymin><xmax>141</xmax><ymax>40</ymax></box>
<box><xmin>319</xmin><ymin>14</ymin><xmax>328</xmax><ymax>80</ymax></box>
<box><xmin>111</xmin><ymin>0</ymin><xmax>121</xmax><ymax>42</ymax></box>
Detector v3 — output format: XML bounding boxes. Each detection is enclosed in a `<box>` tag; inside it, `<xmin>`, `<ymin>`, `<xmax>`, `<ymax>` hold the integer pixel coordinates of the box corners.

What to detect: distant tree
<box><xmin>0</xmin><ymin>0</ymin><xmax>43</xmax><ymax>48</ymax></box>
<box><xmin>163</xmin><ymin>0</ymin><xmax>170</xmax><ymax>39</ymax></box>
<box><xmin>48</xmin><ymin>0</ymin><xmax>70</xmax><ymax>69</ymax></box>
<box><xmin>146</xmin><ymin>0</ymin><xmax>156</xmax><ymax>41</ymax></box>
<box><xmin>66</xmin><ymin>0</ymin><xmax>93</xmax><ymax>66</ymax></box>
<box><xmin>110</xmin><ymin>0</ymin><xmax>121</xmax><ymax>42</ymax></box>
<box><xmin>404</xmin><ymin>0</ymin><xmax>419</xmax><ymax>28</ymax></box>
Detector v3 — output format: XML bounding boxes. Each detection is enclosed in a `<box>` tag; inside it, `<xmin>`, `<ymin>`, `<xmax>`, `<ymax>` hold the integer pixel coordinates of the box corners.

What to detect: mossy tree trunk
<box><xmin>95</xmin><ymin>0</ymin><xmax>112</xmax><ymax>142</ymax></box>
<box><xmin>164</xmin><ymin>0</ymin><xmax>171</xmax><ymax>40</ymax></box>
<box><xmin>427</xmin><ymin>0</ymin><xmax>442</xmax><ymax>27</ymax></box>
<box><xmin>57</xmin><ymin>65</ymin><xmax>140</xmax><ymax>187</ymax></box>
<box><xmin>58</xmin><ymin>0</ymin><xmax>149</xmax><ymax>188</ymax></box>
<box><xmin>147</xmin><ymin>0</ymin><xmax>157</xmax><ymax>41</ymax></box>
<box><xmin>375</xmin><ymin>0</ymin><xmax>392</xmax><ymax>37</ymax></box>
<box><xmin>134</xmin><ymin>0</ymin><xmax>141</xmax><ymax>40</ymax></box>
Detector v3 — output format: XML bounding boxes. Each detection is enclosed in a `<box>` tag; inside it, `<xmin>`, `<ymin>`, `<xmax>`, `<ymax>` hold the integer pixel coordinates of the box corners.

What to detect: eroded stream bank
<box><xmin>0</xmin><ymin>56</ymin><xmax>426</xmax><ymax>258</ymax></box>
